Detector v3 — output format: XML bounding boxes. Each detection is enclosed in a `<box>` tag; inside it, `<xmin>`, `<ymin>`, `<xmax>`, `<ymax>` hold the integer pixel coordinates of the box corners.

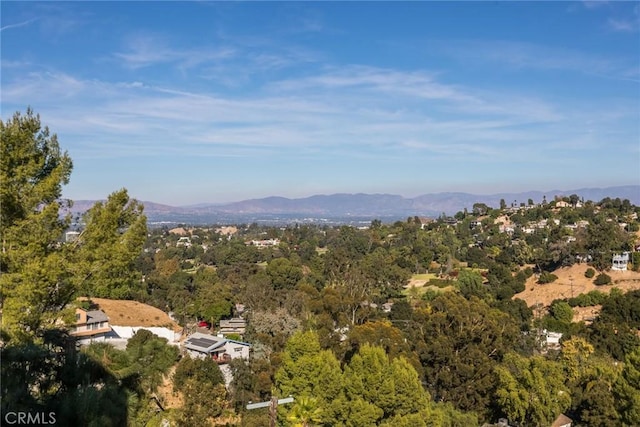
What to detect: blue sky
<box><xmin>2</xmin><ymin>1</ymin><xmax>639</xmax><ymax>206</ymax></box>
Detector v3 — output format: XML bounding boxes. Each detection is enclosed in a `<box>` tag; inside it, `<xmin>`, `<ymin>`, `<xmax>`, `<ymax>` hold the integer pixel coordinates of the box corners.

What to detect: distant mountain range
<box><xmin>70</xmin><ymin>185</ymin><xmax>640</xmax><ymax>225</ymax></box>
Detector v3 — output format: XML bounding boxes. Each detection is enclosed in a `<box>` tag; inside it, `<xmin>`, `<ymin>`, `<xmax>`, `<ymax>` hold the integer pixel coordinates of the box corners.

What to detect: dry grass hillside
<box><xmin>86</xmin><ymin>297</ymin><xmax>181</xmax><ymax>331</ymax></box>
<box><xmin>514</xmin><ymin>264</ymin><xmax>640</xmax><ymax>308</ymax></box>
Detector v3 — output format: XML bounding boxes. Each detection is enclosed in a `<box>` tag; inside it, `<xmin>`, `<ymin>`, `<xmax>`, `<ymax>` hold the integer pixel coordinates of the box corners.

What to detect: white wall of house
<box><xmin>223</xmin><ymin>341</ymin><xmax>250</xmax><ymax>359</ymax></box>
<box><xmin>110</xmin><ymin>325</ymin><xmax>182</xmax><ymax>344</ymax></box>
<box><xmin>75</xmin><ymin>335</ymin><xmax>108</xmax><ymax>346</ymax></box>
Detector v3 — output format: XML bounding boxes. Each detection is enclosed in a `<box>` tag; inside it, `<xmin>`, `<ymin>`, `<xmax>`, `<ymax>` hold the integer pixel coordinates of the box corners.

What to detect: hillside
<box><xmin>514</xmin><ymin>264</ymin><xmax>640</xmax><ymax>308</ymax></box>
<box><xmin>87</xmin><ymin>298</ymin><xmax>181</xmax><ymax>331</ymax></box>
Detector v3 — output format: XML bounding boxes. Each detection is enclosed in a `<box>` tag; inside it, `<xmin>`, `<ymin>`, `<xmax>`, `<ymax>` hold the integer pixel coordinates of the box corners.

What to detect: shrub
<box><xmin>537</xmin><ymin>272</ymin><xmax>558</xmax><ymax>284</ymax></box>
<box><xmin>594</xmin><ymin>273</ymin><xmax>612</xmax><ymax>286</ymax></box>
<box><xmin>567</xmin><ymin>290</ymin><xmax>608</xmax><ymax>307</ymax></box>
<box><xmin>632</xmin><ymin>252</ymin><xmax>640</xmax><ymax>272</ymax></box>
<box><xmin>428</xmin><ymin>278</ymin><xmax>455</xmax><ymax>288</ymax></box>
<box><xmin>585</xmin><ymin>268</ymin><xmax>596</xmax><ymax>279</ymax></box>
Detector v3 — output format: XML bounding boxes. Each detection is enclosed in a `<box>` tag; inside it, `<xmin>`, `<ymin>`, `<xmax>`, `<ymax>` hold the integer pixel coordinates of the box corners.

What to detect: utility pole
<box><xmin>247</xmin><ymin>395</ymin><xmax>294</xmax><ymax>427</ymax></box>
<box><xmin>570</xmin><ymin>276</ymin><xmax>574</xmax><ymax>299</ymax></box>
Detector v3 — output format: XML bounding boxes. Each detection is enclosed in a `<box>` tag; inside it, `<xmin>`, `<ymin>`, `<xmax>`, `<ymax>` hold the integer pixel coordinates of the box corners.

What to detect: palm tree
<box><xmin>286</xmin><ymin>396</ymin><xmax>323</xmax><ymax>427</ymax></box>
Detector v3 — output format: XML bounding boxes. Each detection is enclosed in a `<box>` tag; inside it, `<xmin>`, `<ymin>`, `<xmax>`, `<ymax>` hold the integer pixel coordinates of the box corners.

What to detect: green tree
<box><xmin>0</xmin><ymin>109</ymin><xmax>74</xmax><ymax>341</ymax></box>
<box><xmin>416</xmin><ymin>293</ymin><xmax>522</xmax><ymax>418</ymax></box>
<box><xmin>266</xmin><ymin>257</ymin><xmax>304</xmax><ymax>290</ymax></box>
<box><xmin>174</xmin><ymin>356</ymin><xmax>227</xmax><ymax>425</ymax></box>
<box><xmin>551</xmin><ymin>300</ymin><xmax>573</xmax><ymax>324</ymax></box>
<box><xmin>615</xmin><ymin>346</ymin><xmax>640</xmax><ymax>426</ymax></box>
<box><xmin>341</xmin><ymin>344</ymin><xmax>431</xmax><ymax>423</ymax></box>
<box><xmin>346</xmin><ymin>320</ymin><xmax>416</xmax><ymax>365</ymax></box>
<box><xmin>494</xmin><ymin>352</ymin><xmax>571</xmax><ymax>426</ymax></box>
<box><xmin>126</xmin><ymin>329</ymin><xmax>179</xmax><ymax>393</ymax></box>
<box><xmin>1</xmin><ymin>338</ymin><xmax>129</xmax><ymax>426</ymax></box>
<box><xmin>72</xmin><ymin>188</ymin><xmax>147</xmax><ymax>299</ymax></box>
<box><xmin>457</xmin><ymin>269</ymin><xmax>487</xmax><ymax>299</ymax></box>
<box><xmin>275</xmin><ymin>331</ymin><xmax>344</xmax><ymax>424</ymax></box>
<box><xmin>286</xmin><ymin>396</ymin><xmax>323</xmax><ymax>427</ymax></box>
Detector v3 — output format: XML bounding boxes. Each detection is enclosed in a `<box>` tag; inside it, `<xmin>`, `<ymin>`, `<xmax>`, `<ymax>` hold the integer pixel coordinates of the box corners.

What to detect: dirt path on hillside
<box><xmin>156</xmin><ymin>366</ymin><xmax>183</xmax><ymax>409</ymax></box>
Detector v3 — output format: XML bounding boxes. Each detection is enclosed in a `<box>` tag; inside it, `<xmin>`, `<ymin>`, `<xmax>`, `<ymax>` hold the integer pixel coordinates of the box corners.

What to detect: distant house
<box><xmin>551</xmin><ymin>413</ymin><xmax>572</xmax><ymax>427</ymax></box>
<box><xmin>418</xmin><ymin>217</ymin><xmax>435</xmax><ymax>229</ymax></box>
<box><xmin>218</xmin><ymin>318</ymin><xmax>246</xmax><ymax>337</ymax></box>
<box><xmin>176</xmin><ymin>236</ymin><xmax>192</xmax><ymax>247</ymax></box>
<box><xmin>65</xmin><ymin>231</ymin><xmax>81</xmax><ymax>243</ymax></box>
<box><xmin>70</xmin><ymin>308</ymin><xmax>111</xmax><ymax>344</ymax></box>
<box><xmin>246</xmin><ymin>238</ymin><xmax>280</xmax><ymax>248</ymax></box>
<box><xmin>612</xmin><ymin>252</ymin><xmax>629</xmax><ymax>271</ymax></box>
<box><xmin>183</xmin><ymin>332</ymin><xmax>250</xmax><ymax>362</ymax></box>
<box><xmin>542</xmin><ymin>330</ymin><xmax>563</xmax><ymax>351</ymax></box>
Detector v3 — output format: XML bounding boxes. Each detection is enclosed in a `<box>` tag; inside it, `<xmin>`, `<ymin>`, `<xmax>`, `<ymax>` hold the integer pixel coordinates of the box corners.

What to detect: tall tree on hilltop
<box><xmin>71</xmin><ymin>188</ymin><xmax>147</xmax><ymax>299</ymax></box>
<box><xmin>0</xmin><ymin>109</ymin><xmax>74</xmax><ymax>341</ymax></box>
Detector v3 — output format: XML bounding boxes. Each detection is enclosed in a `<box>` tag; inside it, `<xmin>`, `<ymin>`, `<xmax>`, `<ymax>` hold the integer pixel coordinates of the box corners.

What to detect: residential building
<box><xmin>65</xmin><ymin>231</ymin><xmax>81</xmax><ymax>243</ymax></box>
<box><xmin>612</xmin><ymin>252</ymin><xmax>629</xmax><ymax>271</ymax></box>
<box><xmin>218</xmin><ymin>318</ymin><xmax>246</xmax><ymax>337</ymax></box>
<box><xmin>551</xmin><ymin>413</ymin><xmax>572</xmax><ymax>427</ymax></box>
<box><xmin>183</xmin><ymin>332</ymin><xmax>251</xmax><ymax>362</ymax></box>
<box><xmin>70</xmin><ymin>308</ymin><xmax>111</xmax><ymax>344</ymax></box>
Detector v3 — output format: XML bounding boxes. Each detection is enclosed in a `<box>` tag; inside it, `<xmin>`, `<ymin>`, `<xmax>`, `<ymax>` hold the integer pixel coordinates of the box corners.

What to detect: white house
<box><xmin>543</xmin><ymin>330</ymin><xmax>563</xmax><ymax>351</ymax></box>
<box><xmin>183</xmin><ymin>332</ymin><xmax>251</xmax><ymax>362</ymax></box>
<box><xmin>65</xmin><ymin>231</ymin><xmax>81</xmax><ymax>243</ymax></box>
<box><xmin>612</xmin><ymin>252</ymin><xmax>629</xmax><ymax>271</ymax></box>
<box><xmin>176</xmin><ymin>236</ymin><xmax>192</xmax><ymax>247</ymax></box>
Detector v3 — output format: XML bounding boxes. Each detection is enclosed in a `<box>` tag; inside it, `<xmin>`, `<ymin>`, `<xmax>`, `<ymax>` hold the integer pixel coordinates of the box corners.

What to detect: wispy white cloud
<box><xmin>582</xmin><ymin>1</ymin><xmax>609</xmax><ymax>10</ymax></box>
<box><xmin>2</xmin><ymin>65</ymin><xmax>616</xmax><ymax>166</ymax></box>
<box><xmin>0</xmin><ymin>18</ymin><xmax>38</xmax><ymax>32</ymax></box>
<box><xmin>607</xmin><ymin>17</ymin><xmax>639</xmax><ymax>32</ymax></box>
<box><xmin>433</xmin><ymin>39</ymin><xmax>638</xmax><ymax>82</ymax></box>
<box><xmin>114</xmin><ymin>34</ymin><xmax>236</xmax><ymax>69</ymax></box>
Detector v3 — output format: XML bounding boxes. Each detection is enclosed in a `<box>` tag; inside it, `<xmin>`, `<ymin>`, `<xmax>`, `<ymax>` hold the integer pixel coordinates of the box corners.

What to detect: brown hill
<box><xmin>514</xmin><ymin>264</ymin><xmax>640</xmax><ymax>308</ymax></box>
<box><xmin>86</xmin><ymin>298</ymin><xmax>181</xmax><ymax>331</ymax></box>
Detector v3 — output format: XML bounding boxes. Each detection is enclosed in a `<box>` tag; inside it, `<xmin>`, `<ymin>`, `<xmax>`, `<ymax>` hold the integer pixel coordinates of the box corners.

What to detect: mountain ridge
<box><xmin>67</xmin><ymin>185</ymin><xmax>640</xmax><ymax>223</ymax></box>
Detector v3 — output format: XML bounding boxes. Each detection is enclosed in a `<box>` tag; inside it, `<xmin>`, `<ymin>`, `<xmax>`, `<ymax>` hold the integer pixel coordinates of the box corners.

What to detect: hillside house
<box><xmin>183</xmin><ymin>332</ymin><xmax>251</xmax><ymax>362</ymax></box>
<box><xmin>176</xmin><ymin>236</ymin><xmax>192</xmax><ymax>247</ymax></box>
<box><xmin>418</xmin><ymin>217</ymin><xmax>435</xmax><ymax>229</ymax></box>
<box><xmin>218</xmin><ymin>318</ymin><xmax>246</xmax><ymax>337</ymax></box>
<box><xmin>70</xmin><ymin>308</ymin><xmax>112</xmax><ymax>344</ymax></box>
<box><xmin>544</xmin><ymin>330</ymin><xmax>563</xmax><ymax>351</ymax></box>
<box><xmin>65</xmin><ymin>231</ymin><xmax>81</xmax><ymax>243</ymax></box>
<box><xmin>76</xmin><ymin>298</ymin><xmax>183</xmax><ymax>347</ymax></box>
<box><xmin>246</xmin><ymin>238</ymin><xmax>280</xmax><ymax>248</ymax></box>
<box><xmin>612</xmin><ymin>252</ymin><xmax>629</xmax><ymax>271</ymax></box>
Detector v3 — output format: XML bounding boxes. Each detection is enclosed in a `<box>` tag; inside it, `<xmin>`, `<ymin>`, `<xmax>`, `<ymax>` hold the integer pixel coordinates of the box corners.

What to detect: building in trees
<box><xmin>183</xmin><ymin>331</ymin><xmax>251</xmax><ymax>362</ymax></box>
<box><xmin>611</xmin><ymin>252</ymin><xmax>629</xmax><ymax>271</ymax></box>
<box><xmin>69</xmin><ymin>308</ymin><xmax>112</xmax><ymax>344</ymax></box>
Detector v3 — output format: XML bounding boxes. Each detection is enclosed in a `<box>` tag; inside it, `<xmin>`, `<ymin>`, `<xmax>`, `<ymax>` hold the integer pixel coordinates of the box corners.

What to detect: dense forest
<box><xmin>2</xmin><ymin>109</ymin><xmax>640</xmax><ymax>426</ymax></box>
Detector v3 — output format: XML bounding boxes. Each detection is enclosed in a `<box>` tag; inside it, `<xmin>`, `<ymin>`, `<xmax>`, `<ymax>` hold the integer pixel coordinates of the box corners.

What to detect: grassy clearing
<box><xmin>402</xmin><ymin>284</ymin><xmax>455</xmax><ymax>298</ymax></box>
<box><xmin>410</xmin><ymin>273</ymin><xmax>438</xmax><ymax>281</ymax></box>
